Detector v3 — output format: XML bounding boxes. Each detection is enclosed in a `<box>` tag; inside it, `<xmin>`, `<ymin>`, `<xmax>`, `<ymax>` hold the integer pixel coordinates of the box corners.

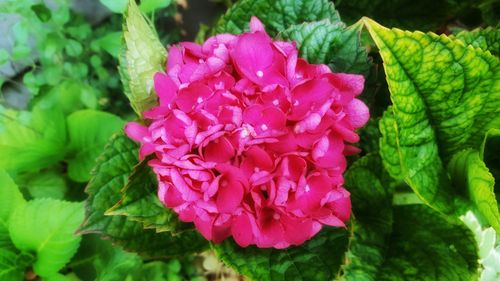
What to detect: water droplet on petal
<box><xmin>256</xmin><ymin>70</ymin><xmax>264</xmax><ymax>77</ymax></box>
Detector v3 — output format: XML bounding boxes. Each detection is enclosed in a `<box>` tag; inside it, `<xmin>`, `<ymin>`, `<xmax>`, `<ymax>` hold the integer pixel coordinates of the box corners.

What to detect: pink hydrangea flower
<box><xmin>125</xmin><ymin>17</ymin><xmax>369</xmax><ymax>248</ymax></box>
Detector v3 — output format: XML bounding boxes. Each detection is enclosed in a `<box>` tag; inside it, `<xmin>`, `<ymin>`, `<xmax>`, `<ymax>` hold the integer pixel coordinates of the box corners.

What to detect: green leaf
<box><xmin>0</xmin><ymin>104</ymin><xmax>67</xmax><ymax>173</ymax></box>
<box><xmin>140</xmin><ymin>0</ymin><xmax>172</xmax><ymax>13</ymax></box>
<box><xmin>341</xmin><ymin>154</ymin><xmax>394</xmax><ymax>281</ymax></box>
<box><xmin>64</xmin><ymin>39</ymin><xmax>83</xmax><ymax>57</ymax></box>
<box><xmin>120</xmin><ymin>0</ymin><xmax>166</xmax><ymax>117</ymax></box>
<box><xmin>452</xmin><ymin>27</ymin><xmax>500</xmax><ymax>56</ymax></box>
<box><xmin>0</xmin><ymin>49</ymin><xmax>9</xmax><ymax>65</ymax></box>
<box><xmin>365</xmin><ymin>18</ymin><xmax>500</xmax><ymax>215</ymax></box>
<box><xmin>66</xmin><ymin>110</ymin><xmax>125</xmax><ymax>182</ymax></box>
<box><xmin>0</xmin><ymin>170</ymin><xmax>25</xmax><ymax>250</ymax></box>
<box><xmin>100</xmin><ymin>0</ymin><xmax>128</xmax><ymax>13</ymax></box>
<box><xmin>93</xmin><ymin>32</ymin><xmax>122</xmax><ymax>58</ymax></box>
<box><xmin>281</xmin><ymin>20</ymin><xmax>369</xmax><ymax>75</ymax></box>
<box><xmin>24</xmin><ymin>171</ymin><xmax>67</xmax><ymax>200</ymax></box>
<box><xmin>377</xmin><ymin>205</ymin><xmax>479</xmax><ymax>280</ymax></box>
<box><xmin>214</xmin><ymin>0</ymin><xmax>341</xmax><ymax>36</ymax></box>
<box><xmin>214</xmin><ymin>227</ymin><xmax>349</xmax><ymax>281</ymax></box>
<box><xmin>31</xmin><ymin>4</ymin><xmax>51</xmax><ymax>22</ymax></box>
<box><xmin>448</xmin><ymin>149</ymin><xmax>500</xmax><ymax>232</ymax></box>
<box><xmin>0</xmin><ymin>250</ymin><xmax>30</xmax><ymax>281</ymax></box>
<box><xmin>106</xmin><ymin>161</ymin><xmax>184</xmax><ymax>232</ymax></box>
<box><xmin>8</xmin><ymin>199</ymin><xmax>84</xmax><ymax>277</ymax></box>
<box><xmin>80</xmin><ymin>134</ymin><xmax>208</xmax><ymax>258</ymax></box>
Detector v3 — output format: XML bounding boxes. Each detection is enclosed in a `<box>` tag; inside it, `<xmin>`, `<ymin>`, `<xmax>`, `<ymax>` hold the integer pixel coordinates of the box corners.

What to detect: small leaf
<box><xmin>214</xmin><ymin>0</ymin><xmax>341</xmax><ymax>36</ymax></box>
<box><xmin>80</xmin><ymin>134</ymin><xmax>208</xmax><ymax>258</ymax></box>
<box><xmin>66</xmin><ymin>110</ymin><xmax>124</xmax><ymax>182</ymax></box>
<box><xmin>448</xmin><ymin>149</ymin><xmax>500</xmax><ymax>232</ymax></box>
<box><xmin>365</xmin><ymin>17</ymin><xmax>500</xmax><ymax>215</ymax></box>
<box><xmin>0</xmin><ymin>170</ymin><xmax>25</xmax><ymax>250</ymax></box>
<box><xmin>8</xmin><ymin>199</ymin><xmax>84</xmax><ymax>277</ymax></box>
<box><xmin>93</xmin><ymin>32</ymin><xmax>122</xmax><ymax>58</ymax></box>
<box><xmin>0</xmin><ymin>49</ymin><xmax>9</xmax><ymax>65</ymax></box>
<box><xmin>139</xmin><ymin>0</ymin><xmax>172</xmax><ymax>13</ymax></box>
<box><xmin>120</xmin><ymin>0</ymin><xmax>166</xmax><ymax>117</ymax></box>
<box><xmin>214</xmin><ymin>228</ymin><xmax>349</xmax><ymax>281</ymax></box>
<box><xmin>31</xmin><ymin>4</ymin><xmax>51</xmax><ymax>22</ymax></box>
<box><xmin>100</xmin><ymin>0</ymin><xmax>128</xmax><ymax>13</ymax></box>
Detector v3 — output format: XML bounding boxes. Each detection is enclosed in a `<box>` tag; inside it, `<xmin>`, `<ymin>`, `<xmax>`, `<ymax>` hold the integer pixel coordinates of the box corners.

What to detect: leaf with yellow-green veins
<box><xmin>452</xmin><ymin>27</ymin><xmax>500</xmax><ymax>57</ymax></box>
<box><xmin>365</xmin><ymin>18</ymin><xmax>500</xmax><ymax>215</ymax></box>
<box><xmin>448</xmin><ymin>149</ymin><xmax>500</xmax><ymax>232</ymax></box>
<box><xmin>120</xmin><ymin>0</ymin><xmax>166</xmax><ymax>117</ymax></box>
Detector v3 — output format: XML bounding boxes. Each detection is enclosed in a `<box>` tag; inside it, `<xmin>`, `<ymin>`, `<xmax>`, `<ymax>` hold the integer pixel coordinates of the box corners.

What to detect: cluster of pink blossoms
<box><xmin>125</xmin><ymin>17</ymin><xmax>369</xmax><ymax>248</ymax></box>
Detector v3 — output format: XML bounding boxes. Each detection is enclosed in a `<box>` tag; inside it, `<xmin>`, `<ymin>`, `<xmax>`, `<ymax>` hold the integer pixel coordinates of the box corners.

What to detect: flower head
<box><xmin>125</xmin><ymin>17</ymin><xmax>369</xmax><ymax>248</ymax></box>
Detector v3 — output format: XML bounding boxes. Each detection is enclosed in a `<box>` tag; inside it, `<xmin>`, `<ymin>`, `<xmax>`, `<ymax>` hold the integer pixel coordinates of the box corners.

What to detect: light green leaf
<box><xmin>214</xmin><ymin>228</ymin><xmax>349</xmax><ymax>281</ymax></box>
<box><xmin>80</xmin><ymin>134</ymin><xmax>208</xmax><ymax>258</ymax></box>
<box><xmin>100</xmin><ymin>0</ymin><xmax>128</xmax><ymax>13</ymax></box>
<box><xmin>452</xmin><ymin>27</ymin><xmax>500</xmax><ymax>56</ymax></box>
<box><xmin>0</xmin><ymin>170</ymin><xmax>26</xmax><ymax>228</ymax></box>
<box><xmin>0</xmin><ymin>250</ymin><xmax>31</xmax><ymax>281</ymax></box>
<box><xmin>214</xmin><ymin>0</ymin><xmax>341</xmax><ymax>36</ymax></box>
<box><xmin>341</xmin><ymin>154</ymin><xmax>394</xmax><ymax>281</ymax></box>
<box><xmin>281</xmin><ymin>20</ymin><xmax>369</xmax><ymax>75</ymax></box>
<box><xmin>365</xmin><ymin>18</ymin><xmax>500</xmax><ymax>215</ymax></box>
<box><xmin>448</xmin><ymin>149</ymin><xmax>500</xmax><ymax>232</ymax></box>
<box><xmin>0</xmin><ymin>49</ymin><xmax>9</xmax><ymax>65</ymax></box>
<box><xmin>9</xmin><ymin>199</ymin><xmax>84</xmax><ymax>277</ymax></box>
<box><xmin>106</xmin><ymin>161</ymin><xmax>184</xmax><ymax>233</ymax></box>
<box><xmin>24</xmin><ymin>171</ymin><xmax>67</xmax><ymax>200</ymax></box>
<box><xmin>66</xmin><ymin>110</ymin><xmax>124</xmax><ymax>182</ymax></box>
<box><xmin>377</xmin><ymin>205</ymin><xmax>479</xmax><ymax>281</ymax></box>
<box><xmin>93</xmin><ymin>32</ymin><xmax>122</xmax><ymax>58</ymax></box>
<box><xmin>0</xmin><ymin>170</ymin><xmax>25</xmax><ymax>250</ymax></box>
<box><xmin>120</xmin><ymin>0</ymin><xmax>166</xmax><ymax>117</ymax></box>
<box><xmin>0</xmin><ymin>104</ymin><xmax>66</xmax><ymax>173</ymax></box>
<box><xmin>140</xmin><ymin>0</ymin><xmax>172</xmax><ymax>13</ymax></box>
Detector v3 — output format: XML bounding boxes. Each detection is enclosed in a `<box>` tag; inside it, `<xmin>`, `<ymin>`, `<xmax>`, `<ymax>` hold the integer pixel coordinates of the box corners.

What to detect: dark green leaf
<box><xmin>377</xmin><ymin>205</ymin><xmax>479</xmax><ymax>281</ymax></box>
<box><xmin>341</xmin><ymin>154</ymin><xmax>394</xmax><ymax>281</ymax></box>
<box><xmin>214</xmin><ymin>0</ymin><xmax>341</xmax><ymax>36</ymax></box>
<box><xmin>80</xmin><ymin>134</ymin><xmax>208</xmax><ymax>258</ymax></box>
<box><xmin>214</xmin><ymin>227</ymin><xmax>349</xmax><ymax>281</ymax></box>
<box><xmin>106</xmin><ymin>161</ymin><xmax>184</xmax><ymax>233</ymax></box>
<box><xmin>0</xmin><ymin>250</ymin><xmax>28</xmax><ymax>281</ymax></box>
<box><xmin>281</xmin><ymin>20</ymin><xmax>369</xmax><ymax>75</ymax></box>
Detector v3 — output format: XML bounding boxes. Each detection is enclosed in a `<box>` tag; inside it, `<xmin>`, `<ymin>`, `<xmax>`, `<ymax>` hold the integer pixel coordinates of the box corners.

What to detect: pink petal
<box><xmin>124</xmin><ymin>122</ymin><xmax>148</xmax><ymax>142</ymax></box>
<box><xmin>249</xmin><ymin>16</ymin><xmax>265</xmax><ymax>33</ymax></box>
<box><xmin>231</xmin><ymin>213</ymin><xmax>254</xmax><ymax>247</ymax></box>
<box><xmin>216</xmin><ymin>179</ymin><xmax>244</xmax><ymax>213</ymax></box>
<box><xmin>346</xmin><ymin>98</ymin><xmax>370</xmax><ymax>129</ymax></box>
